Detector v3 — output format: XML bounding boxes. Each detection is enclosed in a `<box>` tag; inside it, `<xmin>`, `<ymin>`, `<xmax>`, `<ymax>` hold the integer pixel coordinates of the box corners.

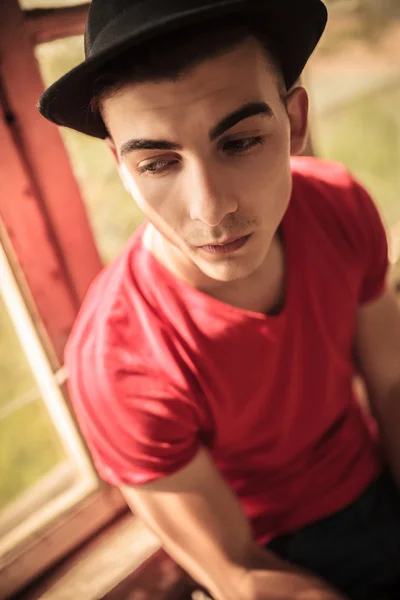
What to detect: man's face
<box><xmin>103</xmin><ymin>38</ymin><xmax>308</xmax><ymax>283</ymax></box>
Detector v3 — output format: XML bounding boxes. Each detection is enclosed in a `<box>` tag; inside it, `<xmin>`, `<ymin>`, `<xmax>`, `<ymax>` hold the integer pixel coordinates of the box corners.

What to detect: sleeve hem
<box><xmin>95</xmin><ymin>446</ymin><xmax>200</xmax><ymax>488</ymax></box>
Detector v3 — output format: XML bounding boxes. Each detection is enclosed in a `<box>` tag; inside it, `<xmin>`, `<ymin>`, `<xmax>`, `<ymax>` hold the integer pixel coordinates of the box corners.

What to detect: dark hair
<box><xmin>90</xmin><ymin>15</ymin><xmax>285</xmax><ymax>117</ymax></box>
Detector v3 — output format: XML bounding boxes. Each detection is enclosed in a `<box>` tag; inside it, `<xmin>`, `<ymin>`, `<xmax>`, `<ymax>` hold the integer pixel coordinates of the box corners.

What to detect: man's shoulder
<box><xmin>65</xmin><ymin>226</ymin><xmax>151</xmax><ymax>372</ymax></box>
<box><xmin>289</xmin><ymin>157</ymin><xmax>388</xmax><ymax>299</ymax></box>
<box><xmin>290</xmin><ymin>156</ymin><xmax>356</xmax><ymax>199</ymax></box>
<box><xmin>290</xmin><ymin>157</ymin><xmax>375</xmax><ymax>237</ymax></box>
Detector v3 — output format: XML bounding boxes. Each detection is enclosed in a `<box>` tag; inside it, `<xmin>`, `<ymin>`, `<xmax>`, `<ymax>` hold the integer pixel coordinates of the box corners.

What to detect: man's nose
<box><xmin>189</xmin><ymin>165</ymin><xmax>238</xmax><ymax>227</ymax></box>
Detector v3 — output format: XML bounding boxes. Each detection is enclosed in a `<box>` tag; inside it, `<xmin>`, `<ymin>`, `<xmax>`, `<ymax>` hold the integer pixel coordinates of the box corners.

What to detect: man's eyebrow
<box><xmin>119</xmin><ymin>102</ymin><xmax>273</xmax><ymax>156</ymax></box>
<box><xmin>209</xmin><ymin>102</ymin><xmax>274</xmax><ymax>141</ymax></box>
<box><xmin>120</xmin><ymin>139</ymin><xmax>182</xmax><ymax>157</ymax></box>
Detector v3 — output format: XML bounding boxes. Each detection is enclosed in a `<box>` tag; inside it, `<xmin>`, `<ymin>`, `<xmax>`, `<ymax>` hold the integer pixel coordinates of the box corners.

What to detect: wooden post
<box><xmin>24</xmin><ymin>5</ymin><xmax>89</xmax><ymax>45</ymax></box>
<box><xmin>0</xmin><ymin>0</ymin><xmax>102</xmax><ymax>361</ymax></box>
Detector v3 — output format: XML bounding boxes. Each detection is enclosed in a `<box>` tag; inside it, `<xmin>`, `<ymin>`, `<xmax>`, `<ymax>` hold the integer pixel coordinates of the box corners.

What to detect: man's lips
<box><xmin>197</xmin><ymin>234</ymin><xmax>251</xmax><ymax>247</ymax></box>
<box><xmin>197</xmin><ymin>234</ymin><xmax>252</xmax><ymax>254</ymax></box>
<box><xmin>199</xmin><ymin>235</ymin><xmax>245</xmax><ymax>247</ymax></box>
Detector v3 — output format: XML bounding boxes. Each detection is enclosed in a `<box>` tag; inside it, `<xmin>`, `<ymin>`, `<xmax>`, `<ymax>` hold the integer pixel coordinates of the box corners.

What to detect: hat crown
<box><xmin>84</xmin><ymin>0</ymin><xmax>221</xmax><ymax>57</ymax></box>
<box><xmin>85</xmin><ymin>0</ymin><xmax>130</xmax><ymax>56</ymax></box>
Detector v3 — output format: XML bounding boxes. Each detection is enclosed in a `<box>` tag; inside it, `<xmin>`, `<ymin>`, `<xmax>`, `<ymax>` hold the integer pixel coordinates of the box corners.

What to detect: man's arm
<box><xmin>121</xmin><ymin>448</ymin><xmax>345</xmax><ymax>600</ymax></box>
<box><xmin>355</xmin><ymin>288</ymin><xmax>400</xmax><ymax>485</ymax></box>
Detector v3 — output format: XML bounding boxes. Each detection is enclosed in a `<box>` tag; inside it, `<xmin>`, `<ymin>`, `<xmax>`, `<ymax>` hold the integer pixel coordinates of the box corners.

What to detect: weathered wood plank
<box><xmin>24</xmin><ymin>5</ymin><xmax>89</xmax><ymax>44</ymax></box>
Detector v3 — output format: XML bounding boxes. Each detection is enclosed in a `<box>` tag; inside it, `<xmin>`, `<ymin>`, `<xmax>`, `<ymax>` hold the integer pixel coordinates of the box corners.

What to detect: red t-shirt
<box><xmin>65</xmin><ymin>157</ymin><xmax>388</xmax><ymax>544</ymax></box>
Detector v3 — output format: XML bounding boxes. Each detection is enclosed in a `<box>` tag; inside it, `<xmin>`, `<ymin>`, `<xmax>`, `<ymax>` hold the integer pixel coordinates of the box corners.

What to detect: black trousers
<box><xmin>268</xmin><ymin>471</ymin><xmax>400</xmax><ymax>600</ymax></box>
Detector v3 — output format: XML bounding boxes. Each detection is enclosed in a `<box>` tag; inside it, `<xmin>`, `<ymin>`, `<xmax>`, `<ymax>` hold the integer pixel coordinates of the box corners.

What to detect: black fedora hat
<box><xmin>38</xmin><ymin>0</ymin><xmax>328</xmax><ymax>139</ymax></box>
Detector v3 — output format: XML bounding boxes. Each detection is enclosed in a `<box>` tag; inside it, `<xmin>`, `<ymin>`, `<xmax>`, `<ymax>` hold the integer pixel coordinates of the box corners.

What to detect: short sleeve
<box><xmin>351</xmin><ymin>179</ymin><xmax>389</xmax><ymax>305</ymax></box>
<box><xmin>67</xmin><ymin>359</ymin><xmax>201</xmax><ymax>487</ymax></box>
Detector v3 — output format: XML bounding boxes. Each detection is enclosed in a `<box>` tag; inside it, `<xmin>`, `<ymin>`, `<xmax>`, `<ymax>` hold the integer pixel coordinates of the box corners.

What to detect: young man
<box><xmin>39</xmin><ymin>1</ymin><xmax>400</xmax><ymax>599</ymax></box>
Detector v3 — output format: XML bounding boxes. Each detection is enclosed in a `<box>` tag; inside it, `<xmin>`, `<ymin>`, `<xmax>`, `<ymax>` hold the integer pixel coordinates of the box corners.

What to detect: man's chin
<box><xmin>192</xmin><ymin>254</ymin><xmax>261</xmax><ymax>284</ymax></box>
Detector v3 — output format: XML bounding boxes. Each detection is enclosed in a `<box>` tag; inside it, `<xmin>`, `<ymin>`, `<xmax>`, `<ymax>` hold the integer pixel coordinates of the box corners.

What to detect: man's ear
<box><xmin>105</xmin><ymin>137</ymin><xmax>131</xmax><ymax>192</ymax></box>
<box><xmin>286</xmin><ymin>86</ymin><xmax>309</xmax><ymax>156</ymax></box>
<box><xmin>105</xmin><ymin>137</ymin><xmax>119</xmax><ymax>162</ymax></box>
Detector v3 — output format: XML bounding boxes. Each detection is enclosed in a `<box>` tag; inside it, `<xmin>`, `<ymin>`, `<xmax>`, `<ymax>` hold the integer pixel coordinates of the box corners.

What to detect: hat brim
<box><xmin>38</xmin><ymin>0</ymin><xmax>327</xmax><ymax>139</ymax></box>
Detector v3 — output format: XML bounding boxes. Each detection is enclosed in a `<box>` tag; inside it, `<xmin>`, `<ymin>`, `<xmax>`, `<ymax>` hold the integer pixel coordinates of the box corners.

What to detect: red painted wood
<box><xmin>0</xmin><ymin>0</ymin><xmax>102</xmax><ymax>313</ymax></box>
<box><xmin>24</xmin><ymin>5</ymin><xmax>89</xmax><ymax>45</ymax></box>
<box><xmin>0</xmin><ymin>104</ymin><xmax>78</xmax><ymax>361</ymax></box>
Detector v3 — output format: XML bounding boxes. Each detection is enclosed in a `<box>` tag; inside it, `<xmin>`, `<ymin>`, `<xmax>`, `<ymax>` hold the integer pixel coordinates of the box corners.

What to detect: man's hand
<box><xmin>235</xmin><ymin>542</ymin><xmax>347</xmax><ymax>600</ymax></box>
<box><xmin>238</xmin><ymin>569</ymin><xmax>347</xmax><ymax>600</ymax></box>
<box><xmin>121</xmin><ymin>448</ymin><xmax>346</xmax><ymax>600</ymax></box>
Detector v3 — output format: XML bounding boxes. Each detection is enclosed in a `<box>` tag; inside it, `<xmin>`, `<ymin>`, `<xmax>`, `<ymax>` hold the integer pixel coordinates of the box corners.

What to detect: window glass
<box><xmin>307</xmin><ymin>0</ymin><xmax>400</xmax><ymax>264</ymax></box>
<box><xmin>35</xmin><ymin>37</ymin><xmax>144</xmax><ymax>264</ymax></box>
<box><xmin>0</xmin><ymin>246</ymin><xmax>97</xmax><ymax>555</ymax></box>
<box><xmin>0</xmin><ymin>294</ymin><xmax>66</xmax><ymax>512</ymax></box>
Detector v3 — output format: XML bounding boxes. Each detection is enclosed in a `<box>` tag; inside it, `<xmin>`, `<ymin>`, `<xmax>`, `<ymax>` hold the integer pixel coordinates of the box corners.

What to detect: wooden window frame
<box><xmin>0</xmin><ymin>2</ymin><xmax>127</xmax><ymax>597</ymax></box>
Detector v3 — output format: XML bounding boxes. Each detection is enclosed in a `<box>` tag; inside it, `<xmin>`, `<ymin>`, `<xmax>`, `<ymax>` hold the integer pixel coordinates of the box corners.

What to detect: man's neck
<box><xmin>202</xmin><ymin>234</ymin><xmax>286</xmax><ymax>315</ymax></box>
<box><xmin>143</xmin><ymin>225</ymin><xmax>286</xmax><ymax>315</ymax></box>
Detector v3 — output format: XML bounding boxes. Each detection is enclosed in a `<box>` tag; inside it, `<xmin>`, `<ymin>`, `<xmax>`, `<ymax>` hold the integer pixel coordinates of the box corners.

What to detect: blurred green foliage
<box><xmin>0</xmin><ymin>296</ymin><xmax>66</xmax><ymax>511</ymax></box>
<box><xmin>313</xmin><ymin>86</ymin><xmax>400</xmax><ymax>227</ymax></box>
<box><xmin>0</xmin><ymin>297</ymin><xmax>37</xmax><ymax>411</ymax></box>
<box><xmin>0</xmin><ymin>400</ymin><xmax>66</xmax><ymax>508</ymax></box>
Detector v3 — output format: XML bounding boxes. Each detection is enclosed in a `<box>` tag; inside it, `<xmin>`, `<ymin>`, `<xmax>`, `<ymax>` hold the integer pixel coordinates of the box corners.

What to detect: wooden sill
<box><xmin>16</xmin><ymin>514</ymin><xmax>195</xmax><ymax>600</ymax></box>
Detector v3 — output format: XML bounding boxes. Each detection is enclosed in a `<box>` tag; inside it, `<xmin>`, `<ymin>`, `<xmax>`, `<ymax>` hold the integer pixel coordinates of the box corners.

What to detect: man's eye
<box><xmin>138</xmin><ymin>159</ymin><xmax>178</xmax><ymax>175</ymax></box>
<box><xmin>222</xmin><ymin>136</ymin><xmax>264</xmax><ymax>154</ymax></box>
